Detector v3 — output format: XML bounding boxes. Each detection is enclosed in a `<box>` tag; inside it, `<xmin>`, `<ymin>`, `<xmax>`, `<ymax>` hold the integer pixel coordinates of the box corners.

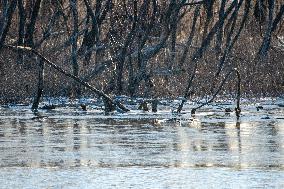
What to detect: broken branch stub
<box><xmin>234</xmin><ymin>68</ymin><xmax>241</xmax><ymax>118</ymax></box>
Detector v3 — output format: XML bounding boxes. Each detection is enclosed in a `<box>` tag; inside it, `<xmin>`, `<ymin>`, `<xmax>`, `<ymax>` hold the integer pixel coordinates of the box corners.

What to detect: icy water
<box><xmin>0</xmin><ymin>98</ymin><xmax>283</xmax><ymax>188</ymax></box>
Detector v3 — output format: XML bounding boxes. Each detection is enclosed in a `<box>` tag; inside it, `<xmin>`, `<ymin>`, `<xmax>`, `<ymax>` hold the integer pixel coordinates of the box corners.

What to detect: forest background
<box><xmin>0</xmin><ymin>0</ymin><xmax>283</xmax><ymax>111</ymax></box>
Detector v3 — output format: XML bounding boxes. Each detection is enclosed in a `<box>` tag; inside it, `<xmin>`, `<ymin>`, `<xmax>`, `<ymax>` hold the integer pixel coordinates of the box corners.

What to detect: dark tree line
<box><xmin>0</xmin><ymin>0</ymin><xmax>283</xmax><ymax>113</ymax></box>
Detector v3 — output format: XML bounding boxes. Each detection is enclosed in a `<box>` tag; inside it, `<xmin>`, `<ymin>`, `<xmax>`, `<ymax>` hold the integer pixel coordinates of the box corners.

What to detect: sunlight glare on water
<box><xmin>0</xmin><ymin>101</ymin><xmax>283</xmax><ymax>188</ymax></box>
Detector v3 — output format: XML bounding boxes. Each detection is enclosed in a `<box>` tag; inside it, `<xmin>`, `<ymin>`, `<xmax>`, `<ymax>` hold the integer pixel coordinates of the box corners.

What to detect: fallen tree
<box><xmin>3</xmin><ymin>45</ymin><xmax>130</xmax><ymax>113</ymax></box>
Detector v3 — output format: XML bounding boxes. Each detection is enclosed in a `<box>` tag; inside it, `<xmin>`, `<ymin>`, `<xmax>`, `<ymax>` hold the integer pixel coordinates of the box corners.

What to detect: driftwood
<box><xmin>3</xmin><ymin>45</ymin><xmax>130</xmax><ymax>113</ymax></box>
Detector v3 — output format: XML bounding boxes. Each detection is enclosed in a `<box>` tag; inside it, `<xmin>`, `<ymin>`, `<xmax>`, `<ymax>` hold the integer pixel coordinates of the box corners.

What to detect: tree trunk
<box><xmin>25</xmin><ymin>0</ymin><xmax>42</xmax><ymax>47</ymax></box>
<box><xmin>32</xmin><ymin>59</ymin><xmax>44</xmax><ymax>110</ymax></box>
<box><xmin>0</xmin><ymin>0</ymin><xmax>8</xmax><ymax>36</ymax></box>
<box><xmin>179</xmin><ymin>5</ymin><xmax>200</xmax><ymax>67</ymax></box>
<box><xmin>4</xmin><ymin>45</ymin><xmax>130</xmax><ymax>113</ymax></box>
<box><xmin>258</xmin><ymin>0</ymin><xmax>275</xmax><ymax>57</ymax></box>
<box><xmin>215</xmin><ymin>0</ymin><xmax>226</xmax><ymax>54</ymax></box>
<box><xmin>70</xmin><ymin>0</ymin><xmax>80</xmax><ymax>98</ymax></box>
<box><xmin>177</xmin><ymin>0</ymin><xmax>237</xmax><ymax>113</ymax></box>
<box><xmin>17</xmin><ymin>0</ymin><xmax>26</xmax><ymax>64</ymax></box>
<box><xmin>0</xmin><ymin>0</ymin><xmax>17</xmax><ymax>50</ymax></box>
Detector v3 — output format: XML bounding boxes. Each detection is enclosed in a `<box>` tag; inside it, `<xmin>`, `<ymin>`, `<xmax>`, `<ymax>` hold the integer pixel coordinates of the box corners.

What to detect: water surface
<box><xmin>0</xmin><ymin>100</ymin><xmax>283</xmax><ymax>188</ymax></box>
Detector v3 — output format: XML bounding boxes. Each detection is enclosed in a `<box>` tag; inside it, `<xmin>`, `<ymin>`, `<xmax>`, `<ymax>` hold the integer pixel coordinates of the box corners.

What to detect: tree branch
<box><xmin>3</xmin><ymin>45</ymin><xmax>130</xmax><ymax>113</ymax></box>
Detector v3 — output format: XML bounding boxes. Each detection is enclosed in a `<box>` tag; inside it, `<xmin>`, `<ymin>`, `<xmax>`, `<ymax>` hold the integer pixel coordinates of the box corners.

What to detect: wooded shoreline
<box><xmin>0</xmin><ymin>0</ymin><xmax>283</xmax><ymax>113</ymax></box>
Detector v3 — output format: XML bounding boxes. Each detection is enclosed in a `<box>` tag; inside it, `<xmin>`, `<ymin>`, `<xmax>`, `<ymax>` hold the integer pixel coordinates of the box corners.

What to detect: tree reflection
<box><xmin>73</xmin><ymin>122</ymin><xmax>81</xmax><ymax>167</ymax></box>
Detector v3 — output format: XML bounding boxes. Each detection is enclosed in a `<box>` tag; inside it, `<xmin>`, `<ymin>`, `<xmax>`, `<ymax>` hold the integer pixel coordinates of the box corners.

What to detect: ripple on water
<box><xmin>0</xmin><ymin>102</ymin><xmax>283</xmax><ymax>188</ymax></box>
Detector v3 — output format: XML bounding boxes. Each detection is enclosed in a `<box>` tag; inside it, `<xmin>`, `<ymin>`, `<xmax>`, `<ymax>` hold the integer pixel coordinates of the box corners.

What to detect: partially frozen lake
<box><xmin>0</xmin><ymin>98</ymin><xmax>283</xmax><ymax>188</ymax></box>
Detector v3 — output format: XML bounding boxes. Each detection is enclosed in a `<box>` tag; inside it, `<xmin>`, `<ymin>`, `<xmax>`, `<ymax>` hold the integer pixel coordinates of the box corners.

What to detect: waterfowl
<box><xmin>80</xmin><ymin>104</ymin><xmax>87</xmax><ymax>111</ymax></box>
<box><xmin>41</xmin><ymin>104</ymin><xmax>56</xmax><ymax>110</ymax></box>
<box><xmin>225</xmin><ymin>108</ymin><xmax>232</xmax><ymax>113</ymax></box>
<box><xmin>138</xmin><ymin>101</ymin><xmax>149</xmax><ymax>111</ymax></box>
<box><xmin>256</xmin><ymin>106</ymin><xmax>263</xmax><ymax>111</ymax></box>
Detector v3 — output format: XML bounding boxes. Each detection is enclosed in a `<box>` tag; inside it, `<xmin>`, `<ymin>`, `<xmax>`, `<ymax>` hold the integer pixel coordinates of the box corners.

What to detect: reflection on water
<box><xmin>0</xmin><ymin>105</ymin><xmax>283</xmax><ymax>188</ymax></box>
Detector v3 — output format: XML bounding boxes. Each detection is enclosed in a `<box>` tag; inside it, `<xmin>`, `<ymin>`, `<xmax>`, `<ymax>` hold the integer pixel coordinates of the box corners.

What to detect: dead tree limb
<box><xmin>191</xmin><ymin>71</ymin><xmax>232</xmax><ymax>115</ymax></box>
<box><xmin>183</xmin><ymin>1</ymin><xmax>205</xmax><ymax>6</ymax></box>
<box><xmin>3</xmin><ymin>45</ymin><xmax>130</xmax><ymax>113</ymax></box>
<box><xmin>191</xmin><ymin>68</ymin><xmax>241</xmax><ymax>118</ymax></box>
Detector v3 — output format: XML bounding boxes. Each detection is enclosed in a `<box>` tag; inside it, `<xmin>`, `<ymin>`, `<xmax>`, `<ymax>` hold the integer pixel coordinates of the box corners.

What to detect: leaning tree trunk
<box><xmin>179</xmin><ymin>5</ymin><xmax>200</xmax><ymax>68</ymax></box>
<box><xmin>4</xmin><ymin>45</ymin><xmax>130</xmax><ymax>113</ymax></box>
<box><xmin>177</xmin><ymin>1</ymin><xmax>237</xmax><ymax>113</ymax></box>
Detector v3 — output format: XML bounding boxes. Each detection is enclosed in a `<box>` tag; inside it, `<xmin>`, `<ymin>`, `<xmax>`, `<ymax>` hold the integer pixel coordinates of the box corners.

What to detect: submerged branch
<box><xmin>191</xmin><ymin>68</ymin><xmax>241</xmax><ymax>118</ymax></box>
